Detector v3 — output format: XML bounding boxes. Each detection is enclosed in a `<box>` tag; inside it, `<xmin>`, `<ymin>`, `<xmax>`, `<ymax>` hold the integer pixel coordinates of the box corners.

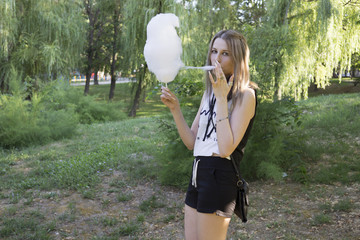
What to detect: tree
<box><xmin>83</xmin><ymin>0</ymin><xmax>106</xmax><ymax>95</ymax></box>
<box><xmin>350</xmin><ymin>52</ymin><xmax>360</xmax><ymax>79</ymax></box>
<box><xmin>122</xmin><ymin>0</ymin><xmax>171</xmax><ymax>117</ymax></box>
<box><xmin>105</xmin><ymin>1</ymin><xmax>123</xmax><ymax>100</ymax></box>
<box><xmin>0</xmin><ymin>0</ymin><xmax>85</xmax><ymax>94</ymax></box>
<box><xmin>235</xmin><ymin>0</ymin><xmax>267</xmax><ymax>28</ymax></box>
<box><xmin>250</xmin><ymin>0</ymin><xmax>360</xmax><ymax>100</ymax></box>
<box><xmin>122</xmin><ymin>0</ymin><xmax>248</xmax><ymax>116</ymax></box>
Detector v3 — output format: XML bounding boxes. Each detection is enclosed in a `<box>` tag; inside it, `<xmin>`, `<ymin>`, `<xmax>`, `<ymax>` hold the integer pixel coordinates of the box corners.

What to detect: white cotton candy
<box><xmin>144</xmin><ymin>13</ymin><xmax>184</xmax><ymax>84</ymax></box>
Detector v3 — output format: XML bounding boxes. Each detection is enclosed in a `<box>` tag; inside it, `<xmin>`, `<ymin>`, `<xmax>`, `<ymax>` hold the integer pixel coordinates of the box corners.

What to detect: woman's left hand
<box><xmin>209</xmin><ymin>60</ymin><xmax>234</xmax><ymax>100</ymax></box>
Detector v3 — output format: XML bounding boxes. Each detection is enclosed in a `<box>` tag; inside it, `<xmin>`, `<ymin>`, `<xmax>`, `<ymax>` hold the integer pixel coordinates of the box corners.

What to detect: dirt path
<box><xmin>6</xmin><ymin>170</ymin><xmax>355</xmax><ymax>240</ymax></box>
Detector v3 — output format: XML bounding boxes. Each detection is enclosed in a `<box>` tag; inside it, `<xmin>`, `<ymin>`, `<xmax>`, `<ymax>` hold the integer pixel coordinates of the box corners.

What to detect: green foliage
<box><xmin>174</xmin><ymin>70</ymin><xmax>205</xmax><ymax>98</ymax></box>
<box><xmin>156</xmin><ymin>106</ymin><xmax>198</xmax><ymax>189</ymax></box>
<box><xmin>249</xmin><ymin>0</ymin><xmax>360</xmax><ymax>100</ymax></box>
<box><xmin>41</xmin><ymin>80</ymin><xmax>126</xmax><ymax>124</ymax></box>
<box><xmin>0</xmin><ymin>93</ymin><xmax>78</xmax><ymax>148</ymax></box>
<box><xmin>0</xmin><ymin>79</ymin><xmax>126</xmax><ymax>148</ymax></box>
<box><xmin>156</xmin><ymin>94</ymin><xmax>304</xmax><ymax>184</ymax></box>
<box><xmin>241</xmin><ymin>98</ymin><xmax>303</xmax><ymax>181</ymax></box>
<box><xmin>0</xmin><ymin>0</ymin><xmax>85</xmax><ymax>91</ymax></box>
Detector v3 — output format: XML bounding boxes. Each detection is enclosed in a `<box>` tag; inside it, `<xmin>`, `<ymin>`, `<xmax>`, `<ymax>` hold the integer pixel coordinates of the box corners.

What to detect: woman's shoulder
<box><xmin>241</xmin><ymin>87</ymin><xmax>256</xmax><ymax>102</ymax></box>
<box><xmin>232</xmin><ymin>86</ymin><xmax>256</xmax><ymax>111</ymax></box>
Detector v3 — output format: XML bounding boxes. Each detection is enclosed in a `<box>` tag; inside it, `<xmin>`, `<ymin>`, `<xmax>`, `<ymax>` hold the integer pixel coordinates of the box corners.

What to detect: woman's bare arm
<box><xmin>160</xmin><ymin>87</ymin><xmax>205</xmax><ymax>150</ymax></box>
<box><xmin>215</xmin><ymin>88</ymin><xmax>255</xmax><ymax>157</ymax></box>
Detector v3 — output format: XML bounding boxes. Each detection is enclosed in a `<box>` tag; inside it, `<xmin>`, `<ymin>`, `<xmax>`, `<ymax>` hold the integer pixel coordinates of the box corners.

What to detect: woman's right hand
<box><xmin>160</xmin><ymin>86</ymin><xmax>180</xmax><ymax>112</ymax></box>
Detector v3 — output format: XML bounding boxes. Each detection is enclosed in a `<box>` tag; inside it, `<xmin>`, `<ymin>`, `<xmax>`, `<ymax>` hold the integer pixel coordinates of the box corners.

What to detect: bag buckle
<box><xmin>237</xmin><ymin>179</ymin><xmax>243</xmax><ymax>187</ymax></box>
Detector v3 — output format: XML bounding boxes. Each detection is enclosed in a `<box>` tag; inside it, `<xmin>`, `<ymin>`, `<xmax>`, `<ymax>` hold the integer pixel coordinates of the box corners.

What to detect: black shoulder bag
<box><xmin>230</xmin><ymin>155</ymin><xmax>249</xmax><ymax>223</ymax></box>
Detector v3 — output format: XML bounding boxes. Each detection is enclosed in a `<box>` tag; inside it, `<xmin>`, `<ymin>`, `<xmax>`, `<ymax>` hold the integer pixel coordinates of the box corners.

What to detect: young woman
<box><xmin>160</xmin><ymin>29</ymin><xmax>257</xmax><ymax>240</ymax></box>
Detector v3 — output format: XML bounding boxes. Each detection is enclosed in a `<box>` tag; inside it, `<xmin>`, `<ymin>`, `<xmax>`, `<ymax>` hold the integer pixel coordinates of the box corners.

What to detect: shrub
<box><xmin>240</xmin><ymin>98</ymin><xmax>303</xmax><ymax>181</ymax></box>
<box><xmin>156</xmin><ymin>106</ymin><xmax>197</xmax><ymax>189</ymax></box>
<box><xmin>0</xmin><ymin>93</ymin><xmax>78</xmax><ymax>148</ymax></box>
<box><xmin>0</xmin><ymin>79</ymin><xmax>126</xmax><ymax>148</ymax></box>
<box><xmin>40</xmin><ymin>80</ymin><xmax>126</xmax><ymax>124</ymax></box>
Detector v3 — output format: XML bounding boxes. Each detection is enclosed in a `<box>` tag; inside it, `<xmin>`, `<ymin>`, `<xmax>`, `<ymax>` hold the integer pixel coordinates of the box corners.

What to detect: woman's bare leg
<box><xmin>185</xmin><ymin>204</ymin><xmax>231</xmax><ymax>240</ymax></box>
<box><xmin>197</xmin><ymin>212</ymin><xmax>231</xmax><ymax>240</ymax></box>
<box><xmin>185</xmin><ymin>204</ymin><xmax>198</xmax><ymax>239</ymax></box>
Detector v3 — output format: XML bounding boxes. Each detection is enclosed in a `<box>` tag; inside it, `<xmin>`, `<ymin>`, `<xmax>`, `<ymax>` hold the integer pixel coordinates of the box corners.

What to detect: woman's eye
<box><xmin>211</xmin><ymin>50</ymin><xmax>217</xmax><ymax>54</ymax></box>
<box><xmin>222</xmin><ymin>52</ymin><xmax>229</xmax><ymax>56</ymax></box>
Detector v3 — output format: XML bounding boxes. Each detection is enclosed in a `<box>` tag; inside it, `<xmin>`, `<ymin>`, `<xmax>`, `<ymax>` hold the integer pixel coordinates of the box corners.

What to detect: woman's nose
<box><xmin>216</xmin><ymin>54</ymin><xmax>221</xmax><ymax>63</ymax></box>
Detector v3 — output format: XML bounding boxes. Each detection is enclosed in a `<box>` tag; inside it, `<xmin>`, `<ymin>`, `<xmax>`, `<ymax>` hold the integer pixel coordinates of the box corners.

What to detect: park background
<box><xmin>0</xmin><ymin>0</ymin><xmax>360</xmax><ymax>239</ymax></box>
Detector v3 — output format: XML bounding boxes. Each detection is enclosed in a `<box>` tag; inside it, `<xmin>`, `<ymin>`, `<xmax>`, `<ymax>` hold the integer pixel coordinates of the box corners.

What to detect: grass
<box><xmin>312</xmin><ymin>213</ymin><xmax>332</xmax><ymax>225</ymax></box>
<box><xmin>139</xmin><ymin>195</ymin><xmax>166</xmax><ymax>213</ymax></box>
<box><xmin>79</xmin><ymin>83</ymin><xmax>168</xmax><ymax>117</ymax></box>
<box><xmin>308</xmin><ymin>77</ymin><xmax>360</xmax><ymax>97</ymax></box>
<box><xmin>0</xmin><ymin>81</ymin><xmax>359</xmax><ymax>238</ymax></box>
<box><xmin>296</xmin><ymin>92</ymin><xmax>360</xmax><ymax>184</ymax></box>
<box><xmin>0</xmin><ymin>209</ymin><xmax>56</xmax><ymax>239</ymax></box>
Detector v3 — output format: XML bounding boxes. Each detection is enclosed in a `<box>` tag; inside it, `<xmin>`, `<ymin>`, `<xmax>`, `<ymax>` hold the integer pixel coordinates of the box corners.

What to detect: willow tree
<box><xmin>251</xmin><ymin>0</ymin><xmax>360</xmax><ymax>100</ymax></box>
<box><xmin>0</xmin><ymin>0</ymin><xmax>85</xmax><ymax>94</ymax></box>
<box><xmin>180</xmin><ymin>0</ymin><xmax>240</xmax><ymax>68</ymax></box>
<box><xmin>122</xmin><ymin>0</ymin><xmax>180</xmax><ymax>117</ymax></box>
<box><xmin>0</xmin><ymin>0</ymin><xmax>17</xmax><ymax>92</ymax></box>
<box><xmin>122</xmin><ymin>0</ymin><xmax>243</xmax><ymax>116</ymax></box>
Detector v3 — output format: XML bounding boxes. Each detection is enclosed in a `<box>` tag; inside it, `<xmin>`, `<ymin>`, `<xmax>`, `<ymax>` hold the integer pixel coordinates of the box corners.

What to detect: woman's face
<box><xmin>210</xmin><ymin>38</ymin><xmax>234</xmax><ymax>77</ymax></box>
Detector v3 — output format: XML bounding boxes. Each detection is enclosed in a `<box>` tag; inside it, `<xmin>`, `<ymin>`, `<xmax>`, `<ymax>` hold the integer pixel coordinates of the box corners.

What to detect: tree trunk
<box><xmin>128</xmin><ymin>64</ymin><xmax>147</xmax><ymax>117</ymax></box>
<box><xmin>273</xmin><ymin>63</ymin><xmax>282</xmax><ymax>100</ymax></box>
<box><xmin>109</xmin><ymin>8</ymin><xmax>120</xmax><ymax>100</ymax></box>
<box><xmin>94</xmin><ymin>70</ymin><xmax>99</xmax><ymax>85</ymax></box>
<box><xmin>0</xmin><ymin>68</ymin><xmax>6</xmax><ymax>93</ymax></box>
<box><xmin>332</xmin><ymin>68</ymin><xmax>337</xmax><ymax>78</ymax></box>
<box><xmin>283</xmin><ymin>0</ymin><xmax>292</xmax><ymax>25</ymax></box>
<box><xmin>83</xmin><ymin>0</ymin><xmax>99</xmax><ymax>95</ymax></box>
<box><xmin>0</xmin><ymin>79</ymin><xmax>5</xmax><ymax>94</ymax></box>
<box><xmin>351</xmin><ymin>67</ymin><xmax>354</xmax><ymax>80</ymax></box>
<box><xmin>339</xmin><ymin>65</ymin><xmax>343</xmax><ymax>82</ymax></box>
<box><xmin>142</xmin><ymin>88</ymin><xmax>146</xmax><ymax>103</ymax></box>
<box><xmin>313</xmin><ymin>77</ymin><xmax>318</xmax><ymax>91</ymax></box>
<box><xmin>84</xmin><ymin>71</ymin><xmax>91</xmax><ymax>95</ymax></box>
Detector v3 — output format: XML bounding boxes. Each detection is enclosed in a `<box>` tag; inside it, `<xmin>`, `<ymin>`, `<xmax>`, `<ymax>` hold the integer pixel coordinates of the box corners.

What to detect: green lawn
<box><xmin>76</xmin><ymin>83</ymin><xmax>169</xmax><ymax>117</ymax></box>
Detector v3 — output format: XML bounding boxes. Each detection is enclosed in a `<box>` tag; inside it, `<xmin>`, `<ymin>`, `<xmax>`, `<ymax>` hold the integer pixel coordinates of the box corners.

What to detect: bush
<box><xmin>0</xmin><ymin>93</ymin><xmax>78</xmax><ymax>148</ymax></box>
<box><xmin>0</xmin><ymin>79</ymin><xmax>126</xmax><ymax>148</ymax></box>
<box><xmin>156</xmin><ymin>106</ymin><xmax>198</xmax><ymax>189</ymax></box>
<box><xmin>40</xmin><ymin>80</ymin><xmax>126</xmax><ymax>124</ymax></box>
<box><xmin>240</xmin><ymin>98</ymin><xmax>303</xmax><ymax>181</ymax></box>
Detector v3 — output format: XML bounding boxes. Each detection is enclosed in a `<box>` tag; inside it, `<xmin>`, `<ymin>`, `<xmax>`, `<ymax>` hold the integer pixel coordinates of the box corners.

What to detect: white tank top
<box><xmin>193</xmin><ymin>93</ymin><xmax>232</xmax><ymax>157</ymax></box>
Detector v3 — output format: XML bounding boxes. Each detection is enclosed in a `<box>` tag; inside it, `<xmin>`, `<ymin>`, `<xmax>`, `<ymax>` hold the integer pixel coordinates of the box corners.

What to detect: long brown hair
<box><xmin>205</xmin><ymin>30</ymin><xmax>257</xmax><ymax>110</ymax></box>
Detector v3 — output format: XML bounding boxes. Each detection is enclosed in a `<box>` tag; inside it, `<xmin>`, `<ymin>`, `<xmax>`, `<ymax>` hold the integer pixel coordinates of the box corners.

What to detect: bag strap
<box><xmin>230</xmin><ymin>155</ymin><xmax>244</xmax><ymax>188</ymax></box>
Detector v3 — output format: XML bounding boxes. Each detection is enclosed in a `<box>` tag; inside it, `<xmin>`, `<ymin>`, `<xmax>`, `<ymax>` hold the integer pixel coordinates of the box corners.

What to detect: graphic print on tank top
<box><xmin>193</xmin><ymin>93</ymin><xmax>219</xmax><ymax>157</ymax></box>
<box><xmin>200</xmin><ymin>94</ymin><xmax>217</xmax><ymax>141</ymax></box>
<box><xmin>193</xmin><ymin>93</ymin><xmax>232</xmax><ymax>157</ymax></box>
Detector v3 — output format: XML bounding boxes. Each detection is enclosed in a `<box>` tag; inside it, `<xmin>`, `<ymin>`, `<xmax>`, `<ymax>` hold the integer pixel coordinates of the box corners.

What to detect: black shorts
<box><xmin>185</xmin><ymin>156</ymin><xmax>237</xmax><ymax>218</ymax></box>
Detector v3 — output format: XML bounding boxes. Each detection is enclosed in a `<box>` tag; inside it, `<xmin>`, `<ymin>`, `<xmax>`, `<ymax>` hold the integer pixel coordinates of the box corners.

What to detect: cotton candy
<box><xmin>144</xmin><ymin>13</ymin><xmax>184</xmax><ymax>84</ymax></box>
